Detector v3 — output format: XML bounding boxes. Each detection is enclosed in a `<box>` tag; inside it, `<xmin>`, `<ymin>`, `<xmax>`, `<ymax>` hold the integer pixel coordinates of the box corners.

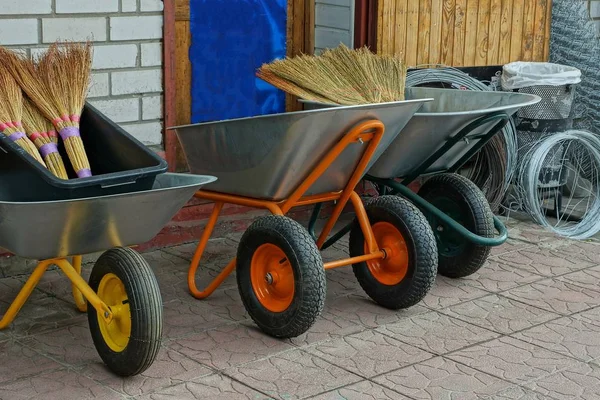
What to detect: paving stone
<box><xmin>161</xmin><ymin>297</ymin><xmax>235</xmax><ymax>340</ymax></box>
<box><xmin>138</xmin><ymin>373</ymin><xmax>271</xmax><ymax>399</ymax></box>
<box><xmin>305</xmin><ymin>330</ymin><xmax>432</xmax><ymax>378</ymax></box>
<box><xmin>81</xmin><ymin>346</ymin><xmax>212</xmax><ymax>397</ymax></box>
<box><xmin>524</xmin><ymin>362</ymin><xmax>600</xmax><ymax>400</ymax></box>
<box><xmin>572</xmin><ymin>306</ymin><xmax>600</xmax><ymax>328</ymax></box>
<box><xmin>505</xmin><ymin>223</ymin><xmax>561</xmax><ymax>243</ymax></box>
<box><xmin>501</xmin><ymin>278</ymin><xmax>600</xmax><ymax>315</ymax></box>
<box><xmin>420</xmin><ymin>276</ymin><xmax>489</xmax><ymax>310</ymax></box>
<box><xmin>309</xmin><ymin>380</ymin><xmax>410</xmax><ymax>400</ymax></box>
<box><xmin>558</xmin><ymin>265</ymin><xmax>600</xmax><ymax>292</ymax></box>
<box><xmin>376</xmin><ymin>310</ymin><xmax>500</xmax><ymax>355</ymax></box>
<box><xmin>0</xmin><ymin>368</ymin><xmax>124</xmax><ymax>400</ymax></box>
<box><xmin>285</xmin><ymin>310</ymin><xmax>364</xmax><ymax>347</ymax></box>
<box><xmin>482</xmin><ymin>386</ymin><xmax>558</xmax><ymax>400</ymax></box>
<box><xmin>168</xmin><ymin>323</ymin><xmax>293</xmax><ymax>370</ymax></box>
<box><xmin>324</xmin><ymin>294</ymin><xmax>429</xmax><ymax>328</ymax></box>
<box><xmin>446</xmin><ymin>336</ymin><xmax>578</xmax><ymax>385</ymax></box>
<box><xmin>489</xmin><ymin>238</ymin><xmax>536</xmax><ymax>257</ymax></box>
<box><xmin>0</xmin><ymin>339</ymin><xmax>62</xmax><ymax>385</ymax></box>
<box><xmin>513</xmin><ymin>316</ymin><xmax>600</xmax><ymax>363</ymax></box>
<box><xmin>373</xmin><ymin>356</ymin><xmax>511</xmax><ymax>400</ymax></box>
<box><xmin>492</xmin><ymin>246</ymin><xmax>593</xmax><ymax>277</ymax></box>
<box><xmin>441</xmin><ymin>294</ymin><xmax>559</xmax><ymax>335</ymax></box>
<box><xmin>537</xmin><ymin>239</ymin><xmax>600</xmax><ymax>265</ymax></box>
<box><xmin>226</xmin><ymin>349</ymin><xmax>361</xmax><ymax>400</ymax></box>
<box><xmin>20</xmin><ymin>323</ymin><xmax>98</xmax><ymax>367</ymax></box>
<box><xmin>459</xmin><ymin>260</ymin><xmax>544</xmax><ymax>293</ymax></box>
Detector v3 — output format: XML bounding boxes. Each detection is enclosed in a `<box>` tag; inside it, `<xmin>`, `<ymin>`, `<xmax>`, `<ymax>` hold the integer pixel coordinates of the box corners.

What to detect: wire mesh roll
<box><xmin>514</xmin><ymin>130</ymin><xmax>600</xmax><ymax>239</ymax></box>
<box><xmin>405</xmin><ymin>67</ymin><xmax>518</xmax><ymax>211</ymax></box>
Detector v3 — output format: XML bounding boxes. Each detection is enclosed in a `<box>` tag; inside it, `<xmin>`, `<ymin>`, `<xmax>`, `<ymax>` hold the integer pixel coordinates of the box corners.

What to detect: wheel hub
<box><xmin>364</xmin><ymin>222</ymin><xmax>409</xmax><ymax>285</ymax></box>
<box><xmin>251</xmin><ymin>244</ymin><xmax>295</xmax><ymax>313</ymax></box>
<box><xmin>96</xmin><ymin>273</ymin><xmax>131</xmax><ymax>353</ymax></box>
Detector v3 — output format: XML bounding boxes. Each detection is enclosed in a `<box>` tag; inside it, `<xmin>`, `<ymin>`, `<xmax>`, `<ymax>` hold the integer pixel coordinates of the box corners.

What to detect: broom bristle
<box><xmin>0</xmin><ymin>63</ymin><xmax>46</xmax><ymax>167</ymax></box>
<box><xmin>3</xmin><ymin>41</ymin><xmax>94</xmax><ymax>178</ymax></box>
<box><xmin>22</xmin><ymin>98</ymin><xmax>68</xmax><ymax>179</ymax></box>
<box><xmin>257</xmin><ymin>44</ymin><xmax>407</xmax><ymax>106</ymax></box>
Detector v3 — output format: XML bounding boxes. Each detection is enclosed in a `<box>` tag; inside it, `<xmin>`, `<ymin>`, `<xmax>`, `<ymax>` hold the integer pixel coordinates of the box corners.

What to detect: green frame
<box><xmin>308</xmin><ymin>111</ymin><xmax>511</xmax><ymax>250</ymax></box>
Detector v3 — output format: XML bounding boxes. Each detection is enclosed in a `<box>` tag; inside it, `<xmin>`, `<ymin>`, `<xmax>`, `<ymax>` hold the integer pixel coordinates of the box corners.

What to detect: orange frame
<box><xmin>188</xmin><ymin>119</ymin><xmax>388</xmax><ymax>299</ymax></box>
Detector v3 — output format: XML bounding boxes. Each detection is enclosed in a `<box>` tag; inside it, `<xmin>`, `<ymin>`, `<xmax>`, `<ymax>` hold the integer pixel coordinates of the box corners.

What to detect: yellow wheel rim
<box><xmin>97</xmin><ymin>273</ymin><xmax>131</xmax><ymax>352</ymax></box>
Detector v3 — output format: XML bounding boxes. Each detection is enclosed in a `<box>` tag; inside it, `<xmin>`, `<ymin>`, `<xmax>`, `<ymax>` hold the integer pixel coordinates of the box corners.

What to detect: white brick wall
<box><xmin>0</xmin><ymin>0</ymin><xmax>164</xmax><ymax>147</ymax></box>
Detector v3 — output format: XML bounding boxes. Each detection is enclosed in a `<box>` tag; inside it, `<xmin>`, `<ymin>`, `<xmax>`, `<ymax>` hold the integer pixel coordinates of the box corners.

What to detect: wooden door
<box><xmin>163</xmin><ymin>0</ymin><xmax>314</xmax><ymax>171</ymax></box>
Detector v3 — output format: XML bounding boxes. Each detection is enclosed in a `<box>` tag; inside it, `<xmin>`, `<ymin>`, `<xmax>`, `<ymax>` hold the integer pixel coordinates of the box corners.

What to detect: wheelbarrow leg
<box><xmin>0</xmin><ymin>261</ymin><xmax>50</xmax><ymax>329</ymax></box>
<box><xmin>71</xmin><ymin>255</ymin><xmax>87</xmax><ymax>312</ymax></box>
<box><xmin>188</xmin><ymin>201</ymin><xmax>236</xmax><ymax>299</ymax></box>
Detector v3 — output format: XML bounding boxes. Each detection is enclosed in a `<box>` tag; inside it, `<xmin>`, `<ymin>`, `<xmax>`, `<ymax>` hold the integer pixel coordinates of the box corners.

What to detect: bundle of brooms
<box><xmin>0</xmin><ymin>41</ymin><xmax>93</xmax><ymax>178</ymax></box>
<box><xmin>0</xmin><ymin>66</ymin><xmax>46</xmax><ymax>167</ymax></box>
<box><xmin>257</xmin><ymin>44</ymin><xmax>407</xmax><ymax>105</ymax></box>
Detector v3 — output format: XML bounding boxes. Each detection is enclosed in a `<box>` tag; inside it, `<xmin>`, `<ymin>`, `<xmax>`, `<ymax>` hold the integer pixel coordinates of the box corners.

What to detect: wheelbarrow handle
<box><xmin>389</xmin><ymin>181</ymin><xmax>509</xmax><ymax>247</ymax></box>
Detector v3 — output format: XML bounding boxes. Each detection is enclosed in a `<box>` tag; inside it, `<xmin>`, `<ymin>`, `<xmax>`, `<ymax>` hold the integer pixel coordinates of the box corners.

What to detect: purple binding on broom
<box><xmin>59</xmin><ymin>126</ymin><xmax>81</xmax><ymax>140</ymax></box>
<box><xmin>39</xmin><ymin>142</ymin><xmax>59</xmax><ymax>158</ymax></box>
<box><xmin>58</xmin><ymin>126</ymin><xmax>92</xmax><ymax>178</ymax></box>
<box><xmin>77</xmin><ymin>169</ymin><xmax>92</xmax><ymax>178</ymax></box>
<box><xmin>8</xmin><ymin>131</ymin><xmax>26</xmax><ymax>141</ymax></box>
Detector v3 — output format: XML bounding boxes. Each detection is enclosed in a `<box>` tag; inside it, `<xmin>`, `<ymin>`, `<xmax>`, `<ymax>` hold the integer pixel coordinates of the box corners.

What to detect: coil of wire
<box><xmin>406</xmin><ymin>67</ymin><xmax>518</xmax><ymax>212</ymax></box>
<box><xmin>514</xmin><ymin>130</ymin><xmax>600</xmax><ymax>239</ymax></box>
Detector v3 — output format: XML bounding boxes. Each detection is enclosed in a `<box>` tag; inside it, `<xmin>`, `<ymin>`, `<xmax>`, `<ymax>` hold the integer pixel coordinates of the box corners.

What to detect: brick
<box><xmin>121</xmin><ymin>0</ymin><xmax>137</xmax><ymax>12</ymax></box>
<box><xmin>56</xmin><ymin>0</ymin><xmax>119</xmax><ymax>13</ymax></box>
<box><xmin>42</xmin><ymin>17</ymin><xmax>107</xmax><ymax>42</ymax></box>
<box><xmin>111</xmin><ymin>69</ymin><xmax>161</xmax><ymax>95</ymax></box>
<box><xmin>2</xmin><ymin>0</ymin><xmax>52</xmax><ymax>14</ymax></box>
<box><xmin>142</xmin><ymin>96</ymin><xmax>162</xmax><ymax>120</ymax></box>
<box><xmin>0</xmin><ymin>19</ymin><xmax>39</xmax><ymax>45</ymax></box>
<box><xmin>140</xmin><ymin>0</ymin><xmax>163</xmax><ymax>12</ymax></box>
<box><xmin>109</xmin><ymin>16</ymin><xmax>162</xmax><ymax>41</ymax></box>
<box><xmin>30</xmin><ymin>47</ymin><xmax>49</xmax><ymax>59</ymax></box>
<box><xmin>119</xmin><ymin>121</ymin><xmax>162</xmax><ymax>145</ymax></box>
<box><xmin>93</xmin><ymin>44</ymin><xmax>138</xmax><ymax>69</ymax></box>
<box><xmin>141</xmin><ymin>42</ymin><xmax>162</xmax><ymax>66</ymax></box>
<box><xmin>88</xmin><ymin>73</ymin><xmax>109</xmax><ymax>98</ymax></box>
<box><xmin>89</xmin><ymin>98</ymin><xmax>140</xmax><ymax>123</ymax></box>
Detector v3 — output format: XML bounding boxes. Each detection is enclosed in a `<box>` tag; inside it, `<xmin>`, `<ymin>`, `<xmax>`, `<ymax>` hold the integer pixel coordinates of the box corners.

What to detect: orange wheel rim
<box><xmin>365</xmin><ymin>222</ymin><xmax>409</xmax><ymax>285</ymax></box>
<box><xmin>251</xmin><ymin>243</ymin><xmax>295</xmax><ymax>312</ymax></box>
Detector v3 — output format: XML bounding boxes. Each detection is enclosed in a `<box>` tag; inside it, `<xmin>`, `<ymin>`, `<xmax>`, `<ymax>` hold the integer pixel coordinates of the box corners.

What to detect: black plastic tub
<box><xmin>0</xmin><ymin>103</ymin><xmax>168</xmax><ymax>201</ymax></box>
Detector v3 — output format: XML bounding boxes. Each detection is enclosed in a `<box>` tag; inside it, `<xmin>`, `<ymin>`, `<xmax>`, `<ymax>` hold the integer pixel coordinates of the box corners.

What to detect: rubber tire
<box><xmin>349</xmin><ymin>195</ymin><xmax>437</xmax><ymax>309</ymax></box>
<box><xmin>418</xmin><ymin>173</ymin><xmax>495</xmax><ymax>278</ymax></box>
<box><xmin>237</xmin><ymin>215</ymin><xmax>325</xmax><ymax>339</ymax></box>
<box><xmin>87</xmin><ymin>247</ymin><xmax>162</xmax><ymax>377</ymax></box>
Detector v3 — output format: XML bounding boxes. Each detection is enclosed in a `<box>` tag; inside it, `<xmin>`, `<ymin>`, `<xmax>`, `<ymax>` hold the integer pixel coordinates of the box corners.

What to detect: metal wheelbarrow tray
<box><xmin>174</xmin><ymin>100</ymin><xmax>445</xmax><ymax>340</ymax></box>
<box><xmin>0</xmin><ymin>123</ymin><xmax>216</xmax><ymax>377</ymax></box>
<box><xmin>175</xmin><ymin>99</ymin><xmax>430</xmax><ymax>200</ymax></box>
<box><xmin>302</xmin><ymin>87</ymin><xmax>541</xmax><ymax>281</ymax></box>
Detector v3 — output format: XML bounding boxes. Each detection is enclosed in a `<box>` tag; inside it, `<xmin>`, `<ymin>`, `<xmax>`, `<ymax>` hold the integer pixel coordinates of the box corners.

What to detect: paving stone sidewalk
<box><xmin>0</xmin><ymin>215</ymin><xmax>599</xmax><ymax>399</ymax></box>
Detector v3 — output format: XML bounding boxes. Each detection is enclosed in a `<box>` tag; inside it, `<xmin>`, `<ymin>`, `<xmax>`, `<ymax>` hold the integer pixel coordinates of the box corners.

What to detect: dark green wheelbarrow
<box><xmin>302</xmin><ymin>87</ymin><xmax>541</xmax><ymax>278</ymax></box>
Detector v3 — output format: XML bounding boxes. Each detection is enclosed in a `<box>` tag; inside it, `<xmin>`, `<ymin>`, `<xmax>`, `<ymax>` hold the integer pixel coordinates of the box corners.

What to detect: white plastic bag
<box><xmin>501</xmin><ymin>61</ymin><xmax>581</xmax><ymax>90</ymax></box>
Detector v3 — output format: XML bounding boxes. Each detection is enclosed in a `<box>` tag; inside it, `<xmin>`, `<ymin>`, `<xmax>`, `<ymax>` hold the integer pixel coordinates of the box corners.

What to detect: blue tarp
<box><xmin>189</xmin><ymin>0</ymin><xmax>287</xmax><ymax>124</ymax></box>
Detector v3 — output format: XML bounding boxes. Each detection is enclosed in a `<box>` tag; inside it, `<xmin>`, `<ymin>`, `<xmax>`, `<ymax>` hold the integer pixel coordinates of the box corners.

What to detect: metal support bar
<box><xmin>375</xmin><ymin>178</ymin><xmax>508</xmax><ymax>246</ymax></box>
<box><xmin>0</xmin><ymin>257</ymin><xmax>112</xmax><ymax>330</ymax></box>
<box><xmin>307</xmin><ymin>203</ymin><xmax>322</xmax><ymax>242</ymax></box>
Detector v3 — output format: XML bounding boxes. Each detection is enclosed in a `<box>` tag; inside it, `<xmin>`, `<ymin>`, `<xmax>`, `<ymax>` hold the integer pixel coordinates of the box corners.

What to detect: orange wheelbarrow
<box><xmin>173</xmin><ymin>100</ymin><xmax>438</xmax><ymax>338</ymax></box>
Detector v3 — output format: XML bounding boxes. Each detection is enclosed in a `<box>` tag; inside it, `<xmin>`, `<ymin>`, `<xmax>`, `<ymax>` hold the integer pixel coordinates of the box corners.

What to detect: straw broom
<box><xmin>257</xmin><ymin>44</ymin><xmax>407</xmax><ymax>105</ymax></box>
<box><xmin>0</xmin><ymin>66</ymin><xmax>46</xmax><ymax>166</ymax></box>
<box><xmin>22</xmin><ymin>98</ymin><xmax>68</xmax><ymax>179</ymax></box>
<box><xmin>0</xmin><ymin>42</ymin><xmax>93</xmax><ymax>178</ymax></box>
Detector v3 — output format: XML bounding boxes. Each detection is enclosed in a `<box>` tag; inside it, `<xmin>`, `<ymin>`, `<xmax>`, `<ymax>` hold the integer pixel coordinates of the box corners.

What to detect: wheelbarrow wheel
<box><xmin>87</xmin><ymin>247</ymin><xmax>162</xmax><ymax>377</ymax></box>
<box><xmin>349</xmin><ymin>195</ymin><xmax>437</xmax><ymax>309</ymax></box>
<box><xmin>418</xmin><ymin>173</ymin><xmax>494</xmax><ymax>278</ymax></box>
<box><xmin>237</xmin><ymin>215</ymin><xmax>325</xmax><ymax>339</ymax></box>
